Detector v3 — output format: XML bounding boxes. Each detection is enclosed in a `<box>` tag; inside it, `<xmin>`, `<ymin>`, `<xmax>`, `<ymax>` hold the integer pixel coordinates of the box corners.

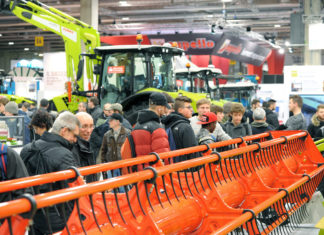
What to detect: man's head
<box><xmin>4</xmin><ymin>101</ymin><xmax>18</xmax><ymax>116</ymax></box>
<box><xmin>251</xmin><ymin>99</ymin><xmax>261</xmax><ymax>110</ymax></box>
<box><xmin>197</xmin><ymin>112</ymin><xmax>217</xmax><ymax>133</ymax></box>
<box><xmin>223</xmin><ymin>101</ymin><xmax>232</xmax><ymax>117</ymax></box>
<box><xmin>174</xmin><ymin>96</ymin><xmax>193</xmax><ymax>119</ymax></box>
<box><xmin>196</xmin><ymin>98</ymin><xmax>211</xmax><ymax>117</ymax></box>
<box><xmin>51</xmin><ymin>111</ymin><xmax>80</xmax><ymax>143</ymax></box>
<box><xmin>289</xmin><ymin>95</ymin><xmax>303</xmax><ymax>113</ymax></box>
<box><xmin>40</xmin><ymin>98</ymin><xmax>49</xmax><ymax>109</ymax></box>
<box><xmin>0</xmin><ymin>97</ymin><xmax>9</xmax><ymax>114</ymax></box>
<box><xmin>109</xmin><ymin>113</ymin><xmax>123</xmax><ymax>130</ymax></box>
<box><xmin>268</xmin><ymin>99</ymin><xmax>277</xmax><ymax>111</ymax></box>
<box><xmin>103</xmin><ymin>103</ymin><xmax>112</xmax><ymax>117</ymax></box>
<box><xmin>253</xmin><ymin>108</ymin><xmax>266</xmax><ymax>122</ymax></box>
<box><xmin>149</xmin><ymin>92</ymin><xmax>171</xmax><ymax>117</ymax></box>
<box><xmin>22</xmin><ymin>102</ymin><xmax>30</xmax><ymax>112</ymax></box>
<box><xmin>30</xmin><ymin>110</ymin><xmax>53</xmax><ymax>136</ymax></box>
<box><xmin>78</xmin><ymin>102</ymin><xmax>87</xmax><ymax>113</ymax></box>
<box><xmin>316</xmin><ymin>104</ymin><xmax>324</xmax><ymax>120</ymax></box>
<box><xmin>88</xmin><ymin>97</ymin><xmax>99</xmax><ymax>109</ymax></box>
<box><xmin>108</xmin><ymin>103</ymin><xmax>123</xmax><ymax>114</ymax></box>
<box><xmin>30</xmin><ymin>102</ymin><xmax>36</xmax><ymax>109</ymax></box>
<box><xmin>211</xmin><ymin>104</ymin><xmax>224</xmax><ymax>123</ymax></box>
<box><xmin>75</xmin><ymin>112</ymin><xmax>94</xmax><ymax>141</ymax></box>
<box><xmin>230</xmin><ymin>103</ymin><xmax>245</xmax><ymax>126</ymax></box>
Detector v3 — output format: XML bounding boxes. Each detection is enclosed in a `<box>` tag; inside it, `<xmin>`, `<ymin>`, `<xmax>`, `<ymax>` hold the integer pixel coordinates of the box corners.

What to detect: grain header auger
<box><xmin>0</xmin><ymin>131</ymin><xmax>323</xmax><ymax>234</ymax></box>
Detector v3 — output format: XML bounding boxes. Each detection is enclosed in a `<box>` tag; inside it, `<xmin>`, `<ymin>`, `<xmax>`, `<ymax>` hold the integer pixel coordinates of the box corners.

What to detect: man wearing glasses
<box><xmin>162</xmin><ymin>96</ymin><xmax>200</xmax><ymax>162</ymax></box>
<box><xmin>73</xmin><ymin>112</ymin><xmax>96</xmax><ymax>182</ymax></box>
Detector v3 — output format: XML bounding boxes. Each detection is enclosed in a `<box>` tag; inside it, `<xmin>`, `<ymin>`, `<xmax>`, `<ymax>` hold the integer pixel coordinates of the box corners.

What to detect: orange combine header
<box><xmin>0</xmin><ymin>131</ymin><xmax>323</xmax><ymax>234</ymax></box>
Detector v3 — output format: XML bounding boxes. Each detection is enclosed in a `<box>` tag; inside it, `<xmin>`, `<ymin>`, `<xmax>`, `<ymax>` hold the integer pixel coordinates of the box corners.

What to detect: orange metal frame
<box><xmin>0</xmin><ymin>131</ymin><xmax>323</xmax><ymax>235</ymax></box>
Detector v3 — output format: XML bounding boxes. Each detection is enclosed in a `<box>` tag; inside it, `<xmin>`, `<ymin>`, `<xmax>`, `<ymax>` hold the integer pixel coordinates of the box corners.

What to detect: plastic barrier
<box><xmin>0</xmin><ymin>131</ymin><xmax>323</xmax><ymax>235</ymax></box>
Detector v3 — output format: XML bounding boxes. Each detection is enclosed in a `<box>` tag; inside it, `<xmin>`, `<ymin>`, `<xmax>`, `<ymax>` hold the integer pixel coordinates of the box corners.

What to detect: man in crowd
<box><xmin>0</xmin><ymin>96</ymin><xmax>9</xmax><ymax>116</ymax></box>
<box><xmin>20</xmin><ymin>111</ymin><xmax>80</xmax><ymax>234</ymax></box>
<box><xmin>78</xmin><ymin>102</ymin><xmax>87</xmax><ymax>113</ymax></box>
<box><xmin>96</xmin><ymin>102</ymin><xmax>112</xmax><ymax>127</ymax></box>
<box><xmin>162</xmin><ymin>96</ymin><xmax>199</xmax><ymax>162</ymax></box>
<box><xmin>251</xmin><ymin>108</ymin><xmax>274</xmax><ymax>134</ymax></box>
<box><xmin>285</xmin><ymin>95</ymin><xmax>306</xmax><ymax>130</ymax></box>
<box><xmin>191</xmin><ymin>98</ymin><xmax>231</xmax><ymax>141</ymax></box>
<box><xmin>88</xmin><ymin>97</ymin><xmax>102</xmax><ymax>124</ymax></box>
<box><xmin>223</xmin><ymin>103</ymin><xmax>252</xmax><ymax>138</ymax></box>
<box><xmin>131</xmin><ymin>92</ymin><xmax>170</xmax><ymax>167</ymax></box>
<box><xmin>264</xmin><ymin>99</ymin><xmax>279</xmax><ymax>129</ymax></box>
<box><xmin>30</xmin><ymin>110</ymin><xmax>53</xmax><ymax>140</ymax></box>
<box><xmin>73</xmin><ymin>112</ymin><xmax>96</xmax><ymax>182</ymax></box>
<box><xmin>100</xmin><ymin>113</ymin><xmax>131</xmax><ymax>180</ymax></box>
<box><xmin>308</xmin><ymin>104</ymin><xmax>324</xmax><ymax>139</ymax></box>
<box><xmin>196</xmin><ymin>112</ymin><xmax>218</xmax><ymax>145</ymax></box>
<box><xmin>245</xmin><ymin>99</ymin><xmax>261</xmax><ymax>123</ymax></box>
<box><xmin>106</xmin><ymin>103</ymin><xmax>132</xmax><ymax>130</ymax></box>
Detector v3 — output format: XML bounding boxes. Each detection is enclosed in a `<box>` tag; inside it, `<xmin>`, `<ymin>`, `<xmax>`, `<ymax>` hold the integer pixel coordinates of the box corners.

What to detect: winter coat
<box><xmin>223</xmin><ymin>120</ymin><xmax>252</xmax><ymax>139</ymax></box>
<box><xmin>265</xmin><ymin>108</ymin><xmax>279</xmax><ymax>129</ymax></box>
<box><xmin>95</xmin><ymin>112</ymin><xmax>110</xmax><ymax>127</ymax></box>
<box><xmin>190</xmin><ymin>115</ymin><xmax>231</xmax><ymax>141</ymax></box>
<box><xmin>132</xmin><ymin>109</ymin><xmax>170</xmax><ymax>157</ymax></box>
<box><xmin>162</xmin><ymin>112</ymin><xmax>200</xmax><ymax>162</ymax></box>
<box><xmin>89</xmin><ymin>105</ymin><xmax>103</xmax><ymax>125</ymax></box>
<box><xmin>196</xmin><ymin>128</ymin><xmax>216</xmax><ymax>145</ymax></box>
<box><xmin>20</xmin><ymin>131</ymin><xmax>76</xmax><ymax>234</ymax></box>
<box><xmin>90</xmin><ymin>117</ymin><xmax>132</xmax><ymax>163</ymax></box>
<box><xmin>0</xmin><ymin>145</ymin><xmax>29</xmax><ymax>203</ymax></box>
<box><xmin>308</xmin><ymin>114</ymin><xmax>324</xmax><ymax>139</ymax></box>
<box><xmin>251</xmin><ymin>121</ymin><xmax>274</xmax><ymax>135</ymax></box>
<box><xmin>100</xmin><ymin>126</ymin><xmax>131</xmax><ymax>163</ymax></box>
<box><xmin>285</xmin><ymin>112</ymin><xmax>307</xmax><ymax>131</ymax></box>
<box><xmin>72</xmin><ymin>137</ymin><xmax>97</xmax><ymax>182</ymax></box>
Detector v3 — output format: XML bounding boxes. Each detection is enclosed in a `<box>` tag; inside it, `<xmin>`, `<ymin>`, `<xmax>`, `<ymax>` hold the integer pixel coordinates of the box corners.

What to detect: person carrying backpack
<box><xmin>0</xmin><ymin>143</ymin><xmax>29</xmax><ymax>203</ymax></box>
<box><xmin>162</xmin><ymin>96</ymin><xmax>200</xmax><ymax>163</ymax></box>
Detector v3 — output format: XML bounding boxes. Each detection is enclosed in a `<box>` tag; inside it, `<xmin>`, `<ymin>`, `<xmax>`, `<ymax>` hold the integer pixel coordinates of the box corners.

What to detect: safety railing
<box><xmin>0</xmin><ymin>130</ymin><xmax>323</xmax><ymax>235</ymax></box>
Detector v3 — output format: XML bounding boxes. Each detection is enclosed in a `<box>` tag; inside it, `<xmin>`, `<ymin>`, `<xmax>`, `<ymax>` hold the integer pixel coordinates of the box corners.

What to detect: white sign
<box><xmin>309</xmin><ymin>24</ymin><xmax>324</xmax><ymax>50</ymax></box>
<box><xmin>43</xmin><ymin>52</ymin><xmax>68</xmax><ymax>99</ymax></box>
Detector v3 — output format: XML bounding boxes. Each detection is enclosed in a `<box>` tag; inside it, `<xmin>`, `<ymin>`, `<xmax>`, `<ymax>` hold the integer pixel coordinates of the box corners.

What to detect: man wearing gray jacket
<box><xmin>190</xmin><ymin>98</ymin><xmax>231</xmax><ymax>141</ymax></box>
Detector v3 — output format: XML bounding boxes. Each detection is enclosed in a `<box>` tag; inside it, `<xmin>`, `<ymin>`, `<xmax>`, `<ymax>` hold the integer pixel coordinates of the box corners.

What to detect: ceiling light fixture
<box><xmin>122</xmin><ymin>17</ymin><xmax>129</xmax><ymax>20</ymax></box>
<box><xmin>0</xmin><ymin>34</ymin><xmax>2</xmax><ymax>37</ymax></box>
<box><xmin>274</xmin><ymin>24</ymin><xmax>281</xmax><ymax>28</ymax></box>
<box><xmin>38</xmin><ymin>53</ymin><xmax>43</xmax><ymax>57</ymax></box>
<box><xmin>8</xmin><ymin>42</ymin><xmax>14</xmax><ymax>45</ymax></box>
<box><xmin>119</xmin><ymin>1</ymin><xmax>130</xmax><ymax>6</ymax></box>
<box><xmin>24</xmin><ymin>48</ymin><xmax>29</xmax><ymax>51</ymax></box>
<box><xmin>278</xmin><ymin>48</ymin><xmax>285</xmax><ymax>54</ymax></box>
<box><xmin>285</xmin><ymin>40</ymin><xmax>290</xmax><ymax>46</ymax></box>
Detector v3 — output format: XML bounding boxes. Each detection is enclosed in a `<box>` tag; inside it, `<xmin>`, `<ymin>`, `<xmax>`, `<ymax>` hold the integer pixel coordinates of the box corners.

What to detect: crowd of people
<box><xmin>0</xmin><ymin>93</ymin><xmax>323</xmax><ymax>233</ymax></box>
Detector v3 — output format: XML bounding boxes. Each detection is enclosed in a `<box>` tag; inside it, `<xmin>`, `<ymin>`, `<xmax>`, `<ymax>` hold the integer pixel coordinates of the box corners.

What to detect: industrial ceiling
<box><xmin>0</xmin><ymin>0</ymin><xmax>306</xmax><ymax>55</ymax></box>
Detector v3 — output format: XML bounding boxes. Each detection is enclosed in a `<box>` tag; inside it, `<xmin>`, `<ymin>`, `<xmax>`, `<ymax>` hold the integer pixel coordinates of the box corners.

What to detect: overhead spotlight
<box><xmin>24</xmin><ymin>48</ymin><xmax>29</xmax><ymax>51</ymax></box>
<box><xmin>246</xmin><ymin>26</ymin><xmax>251</xmax><ymax>32</ymax></box>
<box><xmin>278</xmin><ymin>48</ymin><xmax>285</xmax><ymax>54</ymax></box>
<box><xmin>285</xmin><ymin>40</ymin><xmax>290</xmax><ymax>47</ymax></box>
<box><xmin>0</xmin><ymin>34</ymin><xmax>2</xmax><ymax>37</ymax></box>
<box><xmin>211</xmin><ymin>24</ymin><xmax>216</xmax><ymax>33</ymax></box>
<box><xmin>218</xmin><ymin>25</ymin><xmax>224</xmax><ymax>30</ymax></box>
<box><xmin>8</xmin><ymin>42</ymin><xmax>14</xmax><ymax>45</ymax></box>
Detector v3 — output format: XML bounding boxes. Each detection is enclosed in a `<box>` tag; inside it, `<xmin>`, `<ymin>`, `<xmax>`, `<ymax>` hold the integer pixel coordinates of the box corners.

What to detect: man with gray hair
<box><xmin>20</xmin><ymin>111</ymin><xmax>80</xmax><ymax>234</ymax></box>
<box><xmin>251</xmin><ymin>108</ymin><xmax>274</xmax><ymax>135</ymax></box>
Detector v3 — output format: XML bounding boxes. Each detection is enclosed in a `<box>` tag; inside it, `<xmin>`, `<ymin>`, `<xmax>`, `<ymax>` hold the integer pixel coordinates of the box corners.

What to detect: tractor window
<box><xmin>175</xmin><ymin>73</ymin><xmax>191</xmax><ymax>91</ymax></box>
<box><xmin>192</xmin><ymin>72</ymin><xmax>207</xmax><ymax>93</ymax></box>
<box><xmin>151</xmin><ymin>53</ymin><xmax>175</xmax><ymax>92</ymax></box>
<box><xmin>133</xmin><ymin>53</ymin><xmax>147</xmax><ymax>92</ymax></box>
<box><xmin>101</xmin><ymin>52</ymin><xmax>132</xmax><ymax>104</ymax></box>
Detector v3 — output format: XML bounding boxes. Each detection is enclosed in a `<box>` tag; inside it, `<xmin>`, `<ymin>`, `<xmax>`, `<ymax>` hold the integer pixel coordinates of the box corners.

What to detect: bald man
<box><xmin>72</xmin><ymin>112</ymin><xmax>97</xmax><ymax>182</ymax></box>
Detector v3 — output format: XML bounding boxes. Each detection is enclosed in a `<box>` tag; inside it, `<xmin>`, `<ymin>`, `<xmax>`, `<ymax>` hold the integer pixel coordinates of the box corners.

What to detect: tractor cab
<box><xmin>96</xmin><ymin>45</ymin><xmax>183</xmax><ymax>105</ymax></box>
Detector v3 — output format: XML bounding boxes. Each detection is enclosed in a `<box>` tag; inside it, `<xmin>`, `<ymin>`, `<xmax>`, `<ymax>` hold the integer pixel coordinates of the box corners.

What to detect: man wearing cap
<box><xmin>131</xmin><ymin>92</ymin><xmax>170</xmax><ymax>166</ymax></box>
<box><xmin>196</xmin><ymin>112</ymin><xmax>218</xmax><ymax>145</ymax></box>
<box><xmin>162</xmin><ymin>96</ymin><xmax>200</xmax><ymax>162</ymax></box>
<box><xmin>95</xmin><ymin>102</ymin><xmax>112</xmax><ymax>127</ymax></box>
<box><xmin>100</xmin><ymin>113</ymin><xmax>131</xmax><ymax>182</ymax></box>
<box><xmin>265</xmin><ymin>99</ymin><xmax>279</xmax><ymax>129</ymax></box>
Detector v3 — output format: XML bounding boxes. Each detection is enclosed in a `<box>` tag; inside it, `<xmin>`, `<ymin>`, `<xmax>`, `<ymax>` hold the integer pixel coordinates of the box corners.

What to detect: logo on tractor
<box><xmin>107</xmin><ymin>66</ymin><xmax>125</xmax><ymax>74</ymax></box>
<box><xmin>217</xmin><ymin>39</ymin><xmax>242</xmax><ymax>55</ymax></box>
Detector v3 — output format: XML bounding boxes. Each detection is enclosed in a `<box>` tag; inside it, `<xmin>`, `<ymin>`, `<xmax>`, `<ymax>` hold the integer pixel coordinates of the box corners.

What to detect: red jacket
<box><xmin>131</xmin><ymin>110</ymin><xmax>170</xmax><ymax>169</ymax></box>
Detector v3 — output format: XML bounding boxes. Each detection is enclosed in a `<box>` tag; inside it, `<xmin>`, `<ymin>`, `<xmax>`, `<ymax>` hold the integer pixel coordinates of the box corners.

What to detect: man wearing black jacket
<box><xmin>162</xmin><ymin>96</ymin><xmax>200</xmax><ymax>162</ymax></box>
<box><xmin>264</xmin><ymin>100</ymin><xmax>279</xmax><ymax>129</ymax></box>
<box><xmin>20</xmin><ymin>111</ymin><xmax>80</xmax><ymax>235</ymax></box>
